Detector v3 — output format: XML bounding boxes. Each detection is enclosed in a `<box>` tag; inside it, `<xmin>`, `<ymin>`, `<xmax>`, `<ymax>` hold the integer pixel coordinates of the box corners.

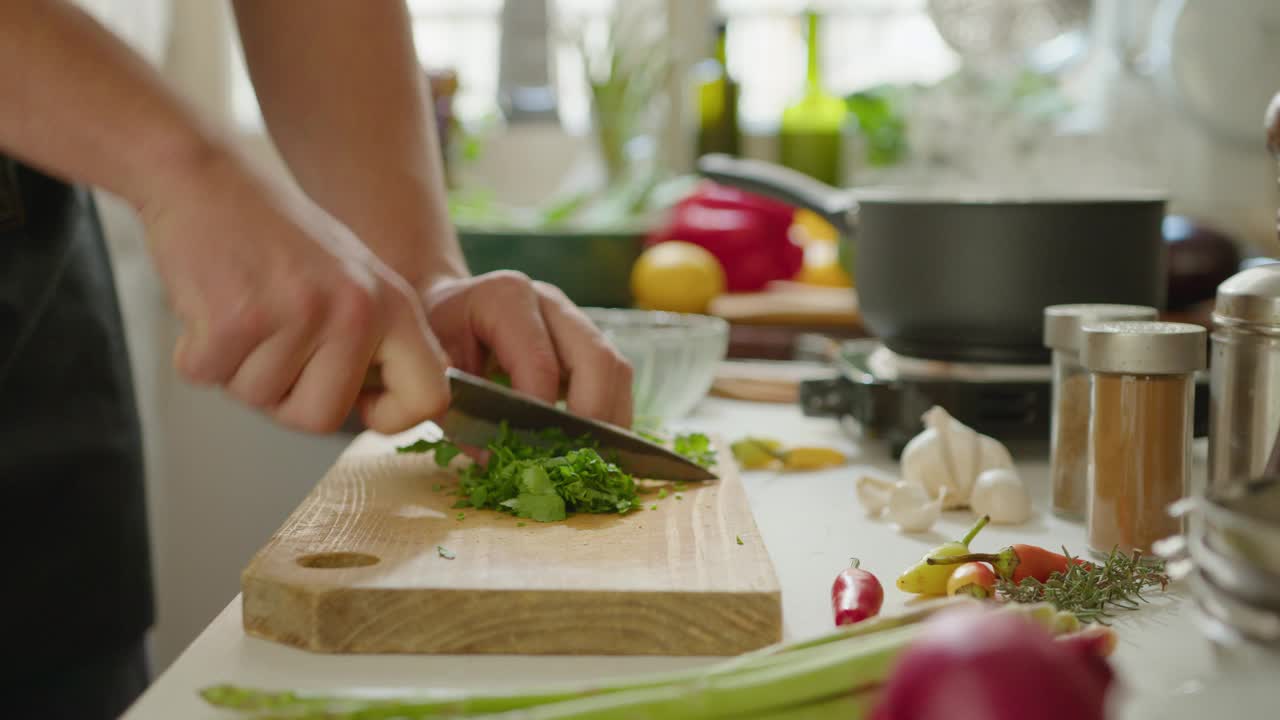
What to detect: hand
<box><xmin>140</xmin><ymin>148</ymin><xmax>451</xmax><ymax>434</ymax></box>
<box><xmin>422</xmin><ymin>272</ymin><xmax>634</xmax><ymax>428</ymax></box>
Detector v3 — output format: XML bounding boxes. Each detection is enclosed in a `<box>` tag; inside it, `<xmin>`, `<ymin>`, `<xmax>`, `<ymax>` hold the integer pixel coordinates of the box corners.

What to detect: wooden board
<box><xmin>709</xmin><ymin>282</ymin><xmax>862</xmax><ymax>328</ymax></box>
<box><xmin>240</xmin><ymin>430</ymin><xmax>782</xmax><ymax>656</ymax></box>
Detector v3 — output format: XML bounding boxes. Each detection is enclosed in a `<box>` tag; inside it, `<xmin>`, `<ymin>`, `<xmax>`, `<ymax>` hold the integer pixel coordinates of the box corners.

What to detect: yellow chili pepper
<box><xmin>781</xmin><ymin>446</ymin><xmax>847</xmax><ymax>471</ymax></box>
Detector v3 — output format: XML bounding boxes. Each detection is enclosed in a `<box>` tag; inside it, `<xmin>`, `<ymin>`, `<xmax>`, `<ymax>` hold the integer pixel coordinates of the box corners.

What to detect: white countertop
<box><xmin>124</xmin><ymin>394</ymin><xmax>1227</xmax><ymax>719</ymax></box>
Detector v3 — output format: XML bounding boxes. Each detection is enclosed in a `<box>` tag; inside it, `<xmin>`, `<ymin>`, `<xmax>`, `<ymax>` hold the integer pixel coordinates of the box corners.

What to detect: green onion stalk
<box><xmin>201</xmin><ymin>599</ymin><xmax>1075</xmax><ymax>720</ymax></box>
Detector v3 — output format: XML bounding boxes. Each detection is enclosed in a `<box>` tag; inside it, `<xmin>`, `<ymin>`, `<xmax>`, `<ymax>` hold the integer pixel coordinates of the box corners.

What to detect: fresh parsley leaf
<box><xmin>437</xmin><ymin>545</ymin><xmax>456</xmax><ymax>560</ymax></box>
<box><xmin>396</xmin><ymin>438</ymin><xmax>462</xmax><ymax>467</ymax></box>
<box><xmin>511</xmin><ymin>492</ymin><xmax>567</xmax><ymax>522</ymax></box>
<box><xmin>673</xmin><ymin>433</ymin><xmax>717</xmax><ymax>469</ymax></box>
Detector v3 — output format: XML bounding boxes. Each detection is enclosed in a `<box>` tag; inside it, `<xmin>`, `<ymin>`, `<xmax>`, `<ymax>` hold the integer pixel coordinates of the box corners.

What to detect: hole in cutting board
<box><xmin>296</xmin><ymin>551</ymin><xmax>380</xmax><ymax>569</ymax></box>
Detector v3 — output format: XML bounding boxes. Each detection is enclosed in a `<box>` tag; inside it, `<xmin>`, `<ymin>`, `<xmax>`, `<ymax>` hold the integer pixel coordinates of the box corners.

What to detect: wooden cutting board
<box><xmin>240</xmin><ymin>428</ymin><xmax>782</xmax><ymax>657</ymax></box>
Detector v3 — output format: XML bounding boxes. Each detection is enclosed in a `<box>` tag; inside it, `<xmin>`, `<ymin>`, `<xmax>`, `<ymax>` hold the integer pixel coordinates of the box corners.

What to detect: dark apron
<box><xmin>0</xmin><ymin>157</ymin><xmax>153</xmax><ymax>717</ymax></box>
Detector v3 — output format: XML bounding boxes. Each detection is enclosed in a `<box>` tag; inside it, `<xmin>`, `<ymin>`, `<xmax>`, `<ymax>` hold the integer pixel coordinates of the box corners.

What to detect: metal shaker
<box><xmin>1210</xmin><ymin>92</ymin><xmax>1280</xmax><ymax>490</ymax></box>
<box><xmin>1209</xmin><ymin>265</ymin><xmax>1280</xmax><ymax>490</ymax></box>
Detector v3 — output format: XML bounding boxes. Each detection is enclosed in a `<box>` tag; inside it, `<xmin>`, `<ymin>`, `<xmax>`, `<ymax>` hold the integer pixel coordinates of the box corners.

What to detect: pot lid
<box><xmin>1080</xmin><ymin>320</ymin><xmax>1207</xmax><ymax>374</ymax></box>
<box><xmin>1215</xmin><ymin>263</ymin><xmax>1280</xmax><ymax>326</ymax></box>
<box><xmin>1043</xmin><ymin>303</ymin><xmax>1160</xmax><ymax>352</ymax></box>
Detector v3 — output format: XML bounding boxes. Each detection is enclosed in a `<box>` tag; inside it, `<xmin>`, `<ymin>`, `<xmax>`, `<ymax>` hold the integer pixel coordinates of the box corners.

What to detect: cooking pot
<box><xmin>696</xmin><ymin>154</ymin><xmax>1169</xmax><ymax>364</ymax></box>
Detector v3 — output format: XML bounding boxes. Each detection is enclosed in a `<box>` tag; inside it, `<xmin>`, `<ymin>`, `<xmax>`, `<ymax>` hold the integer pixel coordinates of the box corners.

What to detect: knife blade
<box><xmin>437</xmin><ymin>368</ymin><xmax>718</xmax><ymax>482</ymax></box>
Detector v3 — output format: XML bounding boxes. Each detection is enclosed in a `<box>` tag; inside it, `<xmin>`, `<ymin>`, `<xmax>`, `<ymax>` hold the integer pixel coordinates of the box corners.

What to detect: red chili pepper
<box><xmin>832</xmin><ymin>558</ymin><xmax>884</xmax><ymax>626</ymax></box>
<box><xmin>946</xmin><ymin>561</ymin><xmax>997</xmax><ymax>599</ymax></box>
<box><xmin>926</xmin><ymin>544</ymin><xmax>1094</xmax><ymax>584</ymax></box>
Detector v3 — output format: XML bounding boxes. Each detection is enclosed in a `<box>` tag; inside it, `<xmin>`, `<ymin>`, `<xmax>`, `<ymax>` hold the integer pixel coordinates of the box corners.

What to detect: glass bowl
<box><xmin>583</xmin><ymin>308</ymin><xmax>730</xmax><ymax>424</ymax></box>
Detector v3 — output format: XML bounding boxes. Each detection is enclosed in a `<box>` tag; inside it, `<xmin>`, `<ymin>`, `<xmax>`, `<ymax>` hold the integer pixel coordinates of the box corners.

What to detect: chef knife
<box><xmin>437</xmin><ymin>367</ymin><xmax>718</xmax><ymax>482</ymax></box>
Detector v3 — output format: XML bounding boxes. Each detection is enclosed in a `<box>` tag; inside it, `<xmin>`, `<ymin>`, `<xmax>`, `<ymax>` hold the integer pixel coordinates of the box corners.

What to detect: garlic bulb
<box><xmin>887</xmin><ymin>483</ymin><xmax>947</xmax><ymax>533</ymax></box>
<box><xmin>970</xmin><ymin>468</ymin><xmax>1032</xmax><ymax>524</ymax></box>
<box><xmin>900</xmin><ymin>406</ymin><xmax>1014</xmax><ymax>510</ymax></box>
<box><xmin>856</xmin><ymin>475</ymin><xmax>894</xmax><ymax>516</ymax></box>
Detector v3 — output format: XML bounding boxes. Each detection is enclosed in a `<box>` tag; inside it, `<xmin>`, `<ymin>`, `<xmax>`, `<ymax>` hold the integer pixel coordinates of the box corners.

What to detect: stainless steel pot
<box><xmin>696</xmin><ymin>154</ymin><xmax>1169</xmax><ymax>365</ymax></box>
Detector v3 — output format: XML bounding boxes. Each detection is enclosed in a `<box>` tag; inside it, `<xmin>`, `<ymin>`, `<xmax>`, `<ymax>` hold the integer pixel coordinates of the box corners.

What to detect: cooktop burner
<box><xmin>799</xmin><ymin>338</ymin><xmax>1207</xmax><ymax>458</ymax></box>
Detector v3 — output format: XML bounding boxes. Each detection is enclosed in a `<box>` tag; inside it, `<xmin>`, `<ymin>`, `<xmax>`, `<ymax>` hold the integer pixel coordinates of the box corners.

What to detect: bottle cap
<box><xmin>1081</xmin><ymin>321</ymin><xmax>1207</xmax><ymax>375</ymax></box>
<box><xmin>1043</xmin><ymin>304</ymin><xmax>1160</xmax><ymax>352</ymax></box>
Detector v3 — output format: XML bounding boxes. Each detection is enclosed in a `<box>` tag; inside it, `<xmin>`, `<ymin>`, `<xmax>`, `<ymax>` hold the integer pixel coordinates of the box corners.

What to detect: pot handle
<box><xmin>696</xmin><ymin>154</ymin><xmax>859</xmax><ymax>234</ymax></box>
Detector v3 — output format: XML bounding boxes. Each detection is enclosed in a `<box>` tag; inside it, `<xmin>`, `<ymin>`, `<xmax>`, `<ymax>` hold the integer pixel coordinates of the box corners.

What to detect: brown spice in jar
<box><xmin>1088</xmin><ymin>372</ymin><xmax>1191</xmax><ymax>555</ymax></box>
<box><xmin>1051</xmin><ymin>371</ymin><xmax>1091</xmax><ymax>518</ymax></box>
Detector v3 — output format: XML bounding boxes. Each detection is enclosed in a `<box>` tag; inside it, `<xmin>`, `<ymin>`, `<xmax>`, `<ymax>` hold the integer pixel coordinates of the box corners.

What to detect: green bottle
<box><xmin>779</xmin><ymin>11</ymin><xmax>847</xmax><ymax>185</ymax></box>
<box><xmin>695</xmin><ymin>20</ymin><xmax>741</xmax><ymax>159</ymax></box>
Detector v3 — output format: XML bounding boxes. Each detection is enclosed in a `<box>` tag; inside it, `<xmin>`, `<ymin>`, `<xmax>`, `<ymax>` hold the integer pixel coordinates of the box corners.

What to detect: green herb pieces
<box><xmin>673</xmin><ymin>433</ymin><xmax>717</xmax><ymax>468</ymax></box>
<box><xmin>657</xmin><ymin>489</ymin><xmax>669</xmax><ymax>500</ymax></box>
<box><xmin>396</xmin><ymin>438</ymin><xmax>461</xmax><ymax>467</ymax></box>
<box><xmin>400</xmin><ymin>422</ymin><xmax>638</xmax><ymax>523</ymax></box>
<box><xmin>437</xmin><ymin>545</ymin><xmax>455</xmax><ymax>560</ymax></box>
<box><xmin>641</xmin><ymin>429</ymin><xmax>719</xmax><ymax>469</ymax></box>
<box><xmin>675</xmin><ymin>494</ymin><xmax>683</xmax><ymax>501</ymax></box>
<box><xmin>650</xmin><ymin>504</ymin><xmax>658</xmax><ymax>511</ymax></box>
<box><xmin>455</xmin><ymin>512</ymin><xmax>466</xmax><ymax>521</ymax></box>
<box><xmin>996</xmin><ymin>548</ymin><xmax>1169</xmax><ymax>624</ymax></box>
<box><xmin>736</xmin><ymin>536</ymin><xmax>744</xmax><ymax>545</ymax></box>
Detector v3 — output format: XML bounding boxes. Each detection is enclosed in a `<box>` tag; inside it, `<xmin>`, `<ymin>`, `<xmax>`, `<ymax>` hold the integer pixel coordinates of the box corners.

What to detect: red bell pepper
<box><xmin>645</xmin><ymin>181</ymin><xmax>803</xmax><ymax>293</ymax></box>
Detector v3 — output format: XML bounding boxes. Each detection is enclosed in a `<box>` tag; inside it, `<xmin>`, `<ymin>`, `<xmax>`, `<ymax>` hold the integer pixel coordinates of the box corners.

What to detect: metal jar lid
<box><xmin>1043</xmin><ymin>304</ymin><xmax>1160</xmax><ymax>352</ymax></box>
<box><xmin>1215</xmin><ymin>264</ymin><xmax>1280</xmax><ymax>327</ymax></box>
<box><xmin>1080</xmin><ymin>320</ymin><xmax>1207</xmax><ymax>375</ymax></box>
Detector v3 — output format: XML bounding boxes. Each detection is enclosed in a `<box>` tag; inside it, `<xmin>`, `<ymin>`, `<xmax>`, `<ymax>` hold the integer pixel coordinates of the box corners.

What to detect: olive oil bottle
<box><xmin>695</xmin><ymin>19</ymin><xmax>741</xmax><ymax>159</ymax></box>
<box><xmin>779</xmin><ymin>10</ymin><xmax>847</xmax><ymax>185</ymax></box>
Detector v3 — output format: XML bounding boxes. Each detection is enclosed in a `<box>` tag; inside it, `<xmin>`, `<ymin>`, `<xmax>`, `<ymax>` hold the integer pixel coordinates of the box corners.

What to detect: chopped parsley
<box><xmin>398</xmin><ymin>438</ymin><xmax>462</xmax><ymax>467</ymax></box>
<box><xmin>455</xmin><ymin>512</ymin><xmax>466</xmax><ymax>521</ymax></box>
<box><xmin>437</xmin><ymin>545</ymin><xmax>455</xmax><ymax>560</ymax></box>
<box><xmin>672</xmin><ymin>433</ymin><xmax>717</xmax><ymax>469</ymax></box>
<box><xmin>398</xmin><ymin>422</ymin><xmax>638</xmax><ymax>523</ymax></box>
<box><xmin>736</xmin><ymin>536</ymin><xmax>744</xmax><ymax>546</ymax></box>
<box><xmin>641</xmin><ymin>430</ymin><xmax>719</xmax><ymax>469</ymax></box>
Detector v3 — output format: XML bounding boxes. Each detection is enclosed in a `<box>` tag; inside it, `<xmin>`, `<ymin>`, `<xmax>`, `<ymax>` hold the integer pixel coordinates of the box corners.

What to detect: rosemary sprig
<box><xmin>996</xmin><ymin>547</ymin><xmax>1169</xmax><ymax>624</ymax></box>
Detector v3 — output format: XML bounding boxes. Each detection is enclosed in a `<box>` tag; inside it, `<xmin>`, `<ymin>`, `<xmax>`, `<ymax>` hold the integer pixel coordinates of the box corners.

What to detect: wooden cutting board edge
<box><xmin>240</xmin><ymin>434</ymin><xmax>784</xmax><ymax>657</ymax></box>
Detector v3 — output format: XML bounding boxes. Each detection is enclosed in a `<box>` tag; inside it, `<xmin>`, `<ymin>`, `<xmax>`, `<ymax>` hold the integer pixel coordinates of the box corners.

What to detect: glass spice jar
<box><xmin>1044</xmin><ymin>304</ymin><xmax>1159</xmax><ymax>521</ymax></box>
<box><xmin>1081</xmin><ymin>321</ymin><xmax>1207</xmax><ymax>558</ymax></box>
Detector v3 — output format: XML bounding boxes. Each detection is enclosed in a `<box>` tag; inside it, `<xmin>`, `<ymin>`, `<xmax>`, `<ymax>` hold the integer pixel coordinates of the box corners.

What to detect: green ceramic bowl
<box><xmin>457</xmin><ymin>226</ymin><xmax>646</xmax><ymax>308</ymax></box>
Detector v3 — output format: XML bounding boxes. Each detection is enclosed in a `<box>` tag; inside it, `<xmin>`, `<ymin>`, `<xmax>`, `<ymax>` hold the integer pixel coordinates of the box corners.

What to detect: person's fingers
<box><xmin>173</xmin><ymin>299</ymin><xmax>272</xmax><ymax>385</ymax></box>
<box><xmin>224</xmin><ymin>292</ymin><xmax>326</xmax><ymax>408</ymax></box>
<box><xmin>534</xmin><ymin>282</ymin><xmax>634</xmax><ymax>426</ymax></box>
<box><xmin>224</xmin><ymin>327</ymin><xmax>318</xmax><ymax>409</ymax></box>
<box><xmin>359</xmin><ymin>288</ymin><xmax>452</xmax><ymax>434</ymax></box>
<box><xmin>272</xmin><ymin>283</ymin><xmax>380</xmax><ymax>433</ymax></box>
<box><xmin>466</xmin><ymin>272</ymin><xmax>562</xmax><ymax>405</ymax></box>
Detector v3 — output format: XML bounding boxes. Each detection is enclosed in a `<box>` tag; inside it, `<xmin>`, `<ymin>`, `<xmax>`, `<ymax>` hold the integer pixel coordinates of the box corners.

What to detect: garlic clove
<box><xmin>970</xmin><ymin>467</ymin><xmax>1032</xmax><ymax>525</ymax></box>
<box><xmin>856</xmin><ymin>475</ymin><xmax>895</xmax><ymax>516</ymax></box>
<box><xmin>901</xmin><ymin>406</ymin><xmax>1018</xmax><ymax>511</ymax></box>
<box><xmin>887</xmin><ymin>482</ymin><xmax>947</xmax><ymax>533</ymax></box>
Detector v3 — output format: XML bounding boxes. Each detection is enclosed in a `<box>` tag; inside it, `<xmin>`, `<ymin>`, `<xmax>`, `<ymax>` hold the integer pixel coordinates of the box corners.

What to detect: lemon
<box><xmin>630</xmin><ymin>241</ymin><xmax>727</xmax><ymax>314</ymax></box>
<box><xmin>791</xmin><ymin>209</ymin><xmax>839</xmax><ymax>243</ymax></box>
<box><xmin>796</xmin><ymin>238</ymin><xmax>853</xmax><ymax>288</ymax></box>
